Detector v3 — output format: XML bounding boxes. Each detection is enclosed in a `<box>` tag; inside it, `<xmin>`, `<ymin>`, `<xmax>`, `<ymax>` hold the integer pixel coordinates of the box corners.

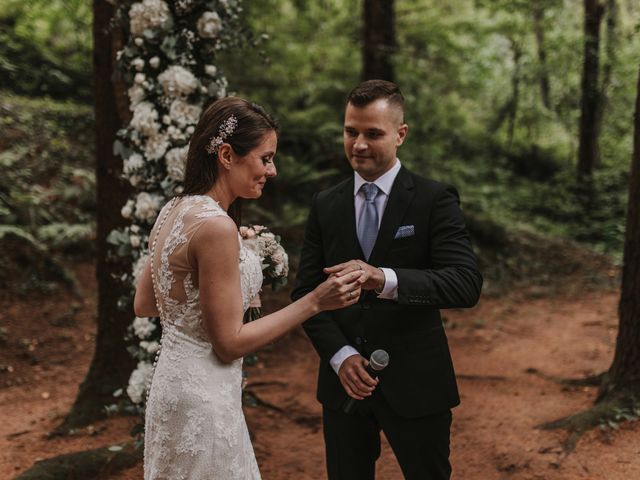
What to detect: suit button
<box><xmin>362</xmin><ymin>304</ymin><xmax>371</xmax><ymax>310</ymax></box>
<box><xmin>355</xmin><ymin>337</ymin><xmax>362</xmax><ymax>345</ymax></box>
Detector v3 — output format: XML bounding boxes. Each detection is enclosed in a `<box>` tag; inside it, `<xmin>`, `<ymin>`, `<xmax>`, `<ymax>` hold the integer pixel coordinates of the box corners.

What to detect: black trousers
<box><xmin>322</xmin><ymin>392</ymin><xmax>452</xmax><ymax>480</ymax></box>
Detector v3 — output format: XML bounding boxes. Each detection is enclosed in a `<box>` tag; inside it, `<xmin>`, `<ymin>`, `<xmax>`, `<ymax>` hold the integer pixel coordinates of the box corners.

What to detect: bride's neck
<box><xmin>206</xmin><ymin>181</ymin><xmax>235</xmax><ymax>211</ymax></box>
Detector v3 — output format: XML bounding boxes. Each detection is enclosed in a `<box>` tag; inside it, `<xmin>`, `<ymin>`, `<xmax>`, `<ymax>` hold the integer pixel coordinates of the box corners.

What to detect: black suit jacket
<box><xmin>291</xmin><ymin>166</ymin><xmax>482</xmax><ymax>418</ymax></box>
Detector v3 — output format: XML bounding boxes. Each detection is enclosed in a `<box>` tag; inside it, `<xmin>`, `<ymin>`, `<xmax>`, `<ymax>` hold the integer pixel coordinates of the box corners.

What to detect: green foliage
<box><xmin>217</xmin><ymin>0</ymin><xmax>638</xmax><ymax>256</ymax></box>
<box><xmin>0</xmin><ymin>0</ymin><xmax>92</xmax><ymax>101</ymax></box>
<box><xmin>0</xmin><ymin>91</ymin><xmax>95</xmax><ymax>293</ymax></box>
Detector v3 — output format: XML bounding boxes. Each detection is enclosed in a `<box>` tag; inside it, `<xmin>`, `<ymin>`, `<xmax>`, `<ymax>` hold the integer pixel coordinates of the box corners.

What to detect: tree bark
<box><xmin>599</xmin><ymin>67</ymin><xmax>640</xmax><ymax>401</ymax></box>
<box><xmin>363</xmin><ymin>0</ymin><xmax>396</xmax><ymax>81</ymax></box>
<box><xmin>61</xmin><ymin>0</ymin><xmax>134</xmax><ymax>430</ymax></box>
<box><xmin>532</xmin><ymin>1</ymin><xmax>551</xmax><ymax>109</ymax></box>
<box><xmin>595</xmin><ymin>0</ymin><xmax>617</xmax><ymax>149</ymax></box>
<box><xmin>577</xmin><ymin>0</ymin><xmax>605</xmax><ymax>178</ymax></box>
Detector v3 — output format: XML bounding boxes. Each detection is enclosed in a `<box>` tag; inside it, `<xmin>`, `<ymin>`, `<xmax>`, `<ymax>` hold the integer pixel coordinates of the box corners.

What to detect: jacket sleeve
<box><xmin>291</xmin><ymin>193</ymin><xmax>351</xmax><ymax>362</ymax></box>
<box><xmin>395</xmin><ymin>185</ymin><xmax>483</xmax><ymax>308</ymax></box>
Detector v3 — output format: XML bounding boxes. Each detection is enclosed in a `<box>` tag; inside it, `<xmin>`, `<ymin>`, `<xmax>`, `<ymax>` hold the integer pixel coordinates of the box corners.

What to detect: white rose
<box><xmin>186</xmin><ymin>125</ymin><xmax>195</xmax><ymax>135</ymax></box>
<box><xmin>129</xmin><ymin>175</ymin><xmax>142</xmax><ymax>187</ymax></box>
<box><xmin>197</xmin><ymin>11</ymin><xmax>223</xmax><ymax>39</ymax></box>
<box><xmin>129</xmin><ymin>0</ymin><xmax>171</xmax><ymax>36</ymax></box>
<box><xmin>130</xmin><ymin>101</ymin><xmax>160</xmax><ymax>136</ymax></box>
<box><xmin>121</xmin><ymin>199</ymin><xmax>135</xmax><ymax>219</ymax></box>
<box><xmin>127</xmin><ymin>85</ymin><xmax>145</xmax><ymax>109</ymax></box>
<box><xmin>144</xmin><ymin>133</ymin><xmax>170</xmax><ymax>161</ymax></box>
<box><xmin>204</xmin><ymin>65</ymin><xmax>217</xmax><ymax>77</ymax></box>
<box><xmin>132</xmin><ymin>316</ymin><xmax>156</xmax><ymax>339</ymax></box>
<box><xmin>158</xmin><ymin>65</ymin><xmax>199</xmax><ymax>98</ymax></box>
<box><xmin>140</xmin><ymin>340</ymin><xmax>160</xmax><ymax>354</ymax></box>
<box><xmin>127</xmin><ymin>361</ymin><xmax>154</xmax><ymax>404</ymax></box>
<box><xmin>134</xmin><ymin>37</ymin><xmax>144</xmax><ymax>46</ymax></box>
<box><xmin>123</xmin><ymin>153</ymin><xmax>144</xmax><ymax>175</ymax></box>
<box><xmin>149</xmin><ymin>56</ymin><xmax>160</xmax><ymax>69</ymax></box>
<box><xmin>134</xmin><ymin>72</ymin><xmax>146</xmax><ymax>84</ymax></box>
<box><xmin>134</xmin><ymin>192</ymin><xmax>163</xmax><ymax>221</ymax></box>
<box><xmin>165</xmin><ymin>145</ymin><xmax>189</xmax><ymax>181</ymax></box>
<box><xmin>130</xmin><ymin>234</ymin><xmax>141</xmax><ymax>248</ymax></box>
<box><xmin>132</xmin><ymin>253</ymin><xmax>150</xmax><ymax>285</ymax></box>
<box><xmin>131</xmin><ymin>58</ymin><xmax>145</xmax><ymax>71</ymax></box>
<box><xmin>169</xmin><ymin>99</ymin><xmax>202</xmax><ymax>128</ymax></box>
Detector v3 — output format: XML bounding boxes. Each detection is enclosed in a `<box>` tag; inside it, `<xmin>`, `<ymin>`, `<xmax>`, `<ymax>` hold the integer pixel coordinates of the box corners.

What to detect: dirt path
<box><xmin>1</xmin><ymin>263</ymin><xmax>638</xmax><ymax>479</ymax></box>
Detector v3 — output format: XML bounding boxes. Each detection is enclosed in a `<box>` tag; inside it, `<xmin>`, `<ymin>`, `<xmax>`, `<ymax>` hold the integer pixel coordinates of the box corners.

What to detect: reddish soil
<box><xmin>1</xmin><ymin>262</ymin><xmax>638</xmax><ymax>479</ymax></box>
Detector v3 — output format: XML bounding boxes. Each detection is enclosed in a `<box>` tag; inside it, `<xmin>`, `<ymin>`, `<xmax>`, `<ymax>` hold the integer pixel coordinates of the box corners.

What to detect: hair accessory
<box><xmin>205</xmin><ymin>114</ymin><xmax>238</xmax><ymax>155</ymax></box>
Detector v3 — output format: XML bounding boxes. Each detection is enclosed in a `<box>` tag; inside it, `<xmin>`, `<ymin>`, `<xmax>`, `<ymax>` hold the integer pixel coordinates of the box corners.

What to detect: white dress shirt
<box><xmin>329</xmin><ymin>159</ymin><xmax>401</xmax><ymax>374</ymax></box>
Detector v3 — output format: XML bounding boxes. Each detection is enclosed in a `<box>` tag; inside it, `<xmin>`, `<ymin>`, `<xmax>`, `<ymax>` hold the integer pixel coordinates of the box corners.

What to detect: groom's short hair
<box><xmin>346</xmin><ymin>79</ymin><xmax>405</xmax><ymax>114</ymax></box>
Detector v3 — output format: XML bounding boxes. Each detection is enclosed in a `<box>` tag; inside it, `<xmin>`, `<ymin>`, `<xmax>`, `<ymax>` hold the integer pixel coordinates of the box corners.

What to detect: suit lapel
<box><xmin>369</xmin><ymin>167</ymin><xmax>415</xmax><ymax>265</ymax></box>
<box><xmin>334</xmin><ymin>177</ymin><xmax>364</xmax><ymax>260</ymax></box>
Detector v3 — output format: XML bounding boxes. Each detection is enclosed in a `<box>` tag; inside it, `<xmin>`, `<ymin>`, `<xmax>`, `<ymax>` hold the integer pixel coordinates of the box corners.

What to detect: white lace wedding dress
<box><xmin>144</xmin><ymin>195</ymin><xmax>263</xmax><ymax>480</ymax></box>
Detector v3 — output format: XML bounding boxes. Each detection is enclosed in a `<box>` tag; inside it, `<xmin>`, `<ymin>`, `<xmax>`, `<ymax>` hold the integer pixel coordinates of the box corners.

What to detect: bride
<box><xmin>134</xmin><ymin>97</ymin><xmax>364</xmax><ymax>479</ymax></box>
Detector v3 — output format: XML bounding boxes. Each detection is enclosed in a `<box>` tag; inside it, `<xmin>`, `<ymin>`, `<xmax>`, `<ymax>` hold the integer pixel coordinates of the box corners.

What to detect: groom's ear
<box><xmin>396</xmin><ymin>123</ymin><xmax>409</xmax><ymax>147</ymax></box>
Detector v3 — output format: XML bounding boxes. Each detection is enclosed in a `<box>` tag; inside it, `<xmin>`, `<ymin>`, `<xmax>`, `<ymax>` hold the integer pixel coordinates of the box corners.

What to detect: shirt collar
<box><xmin>353</xmin><ymin>159</ymin><xmax>402</xmax><ymax>196</ymax></box>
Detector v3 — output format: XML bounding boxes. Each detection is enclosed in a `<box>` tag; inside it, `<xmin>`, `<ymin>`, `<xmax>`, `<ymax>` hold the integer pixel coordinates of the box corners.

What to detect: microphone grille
<box><xmin>369</xmin><ymin>349</ymin><xmax>389</xmax><ymax>371</ymax></box>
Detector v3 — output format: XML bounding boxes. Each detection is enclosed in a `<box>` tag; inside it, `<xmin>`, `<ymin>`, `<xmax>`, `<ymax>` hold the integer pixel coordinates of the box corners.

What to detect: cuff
<box><xmin>376</xmin><ymin>268</ymin><xmax>398</xmax><ymax>300</ymax></box>
<box><xmin>329</xmin><ymin>345</ymin><xmax>360</xmax><ymax>375</ymax></box>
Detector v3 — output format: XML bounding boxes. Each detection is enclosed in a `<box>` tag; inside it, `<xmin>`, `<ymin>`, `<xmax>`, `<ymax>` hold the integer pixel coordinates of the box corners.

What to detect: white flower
<box><xmin>121</xmin><ymin>199</ymin><xmax>135</xmax><ymax>219</ymax></box>
<box><xmin>132</xmin><ymin>253</ymin><xmax>150</xmax><ymax>285</ymax></box>
<box><xmin>197</xmin><ymin>11</ymin><xmax>223</xmax><ymax>39</ymax></box>
<box><xmin>144</xmin><ymin>133</ymin><xmax>170</xmax><ymax>161</ymax></box>
<box><xmin>134</xmin><ymin>192</ymin><xmax>163</xmax><ymax>221</ymax></box>
<box><xmin>132</xmin><ymin>316</ymin><xmax>156</xmax><ymax>339</ymax></box>
<box><xmin>130</xmin><ymin>101</ymin><xmax>160</xmax><ymax>136</ymax></box>
<box><xmin>127</xmin><ymin>361</ymin><xmax>154</xmax><ymax>404</ymax></box>
<box><xmin>129</xmin><ymin>0</ymin><xmax>171</xmax><ymax>36</ymax></box>
<box><xmin>127</xmin><ymin>85</ymin><xmax>146</xmax><ymax>108</ymax></box>
<box><xmin>134</xmin><ymin>72</ymin><xmax>146</xmax><ymax>84</ymax></box>
<box><xmin>186</xmin><ymin>125</ymin><xmax>195</xmax><ymax>135</ymax></box>
<box><xmin>204</xmin><ymin>65</ymin><xmax>217</xmax><ymax>77</ymax></box>
<box><xmin>129</xmin><ymin>175</ymin><xmax>142</xmax><ymax>187</ymax></box>
<box><xmin>134</xmin><ymin>37</ymin><xmax>144</xmax><ymax>46</ymax></box>
<box><xmin>158</xmin><ymin>65</ymin><xmax>199</xmax><ymax>98</ymax></box>
<box><xmin>123</xmin><ymin>153</ymin><xmax>144</xmax><ymax>175</ymax></box>
<box><xmin>140</xmin><ymin>340</ymin><xmax>160</xmax><ymax>354</ymax></box>
<box><xmin>149</xmin><ymin>56</ymin><xmax>161</xmax><ymax>69</ymax></box>
<box><xmin>165</xmin><ymin>145</ymin><xmax>189</xmax><ymax>181</ymax></box>
<box><xmin>131</xmin><ymin>58</ymin><xmax>145</xmax><ymax>71</ymax></box>
<box><xmin>169</xmin><ymin>99</ymin><xmax>202</xmax><ymax>128</ymax></box>
<box><xmin>130</xmin><ymin>234</ymin><xmax>141</xmax><ymax>248</ymax></box>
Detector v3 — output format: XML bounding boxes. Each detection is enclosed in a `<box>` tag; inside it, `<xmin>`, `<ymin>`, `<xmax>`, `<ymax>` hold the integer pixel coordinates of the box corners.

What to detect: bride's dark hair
<box><xmin>181</xmin><ymin>96</ymin><xmax>279</xmax><ymax>224</ymax></box>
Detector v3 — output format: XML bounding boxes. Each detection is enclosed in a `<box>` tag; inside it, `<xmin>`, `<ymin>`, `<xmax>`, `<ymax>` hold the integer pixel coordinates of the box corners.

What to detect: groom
<box><xmin>291</xmin><ymin>80</ymin><xmax>482</xmax><ymax>479</ymax></box>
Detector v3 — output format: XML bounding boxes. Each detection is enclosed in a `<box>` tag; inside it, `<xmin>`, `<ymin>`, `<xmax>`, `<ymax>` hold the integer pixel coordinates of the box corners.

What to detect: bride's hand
<box><xmin>311</xmin><ymin>269</ymin><xmax>365</xmax><ymax>311</ymax></box>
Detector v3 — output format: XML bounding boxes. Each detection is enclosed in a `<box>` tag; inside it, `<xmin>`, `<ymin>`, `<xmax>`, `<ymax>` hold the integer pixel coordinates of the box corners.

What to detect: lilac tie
<box><xmin>357</xmin><ymin>183</ymin><xmax>380</xmax><ymax>260</ymax></box>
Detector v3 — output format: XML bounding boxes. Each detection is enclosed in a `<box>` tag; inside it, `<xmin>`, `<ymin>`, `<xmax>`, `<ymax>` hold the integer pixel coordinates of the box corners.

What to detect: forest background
<box><xmin>1</xmin><ymin>0</ymin><xmax>640</xmax><ymax>479</ymax></box>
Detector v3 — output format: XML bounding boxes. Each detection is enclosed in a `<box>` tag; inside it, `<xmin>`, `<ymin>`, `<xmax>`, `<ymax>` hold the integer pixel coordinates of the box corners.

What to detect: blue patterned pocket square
<box><xmin>394</xmin><ymin>225</ymin><xmax>415</xmax><ymax>239</ymax></box>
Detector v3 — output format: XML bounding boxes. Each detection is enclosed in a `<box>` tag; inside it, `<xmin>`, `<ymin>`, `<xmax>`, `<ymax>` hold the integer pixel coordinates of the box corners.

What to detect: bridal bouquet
<box><xmin>240</xmin><ymin>225</ymin><xmax>289</xmax><ymax>322</ymax></box>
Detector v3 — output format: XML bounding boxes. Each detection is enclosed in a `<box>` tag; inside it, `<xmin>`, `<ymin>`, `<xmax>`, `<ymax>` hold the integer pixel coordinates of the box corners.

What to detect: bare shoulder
<box><xmin>190</xmin><ymin>214</ymin><xmax>239</xmax><ymax>260</ymax></box>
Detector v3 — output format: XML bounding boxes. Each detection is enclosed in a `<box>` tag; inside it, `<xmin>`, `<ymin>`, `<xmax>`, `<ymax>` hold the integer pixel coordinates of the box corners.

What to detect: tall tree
<box><xmin>363</xmin><ymin>0</ymin><xmax>395</xmax><ymax>81</ymax></box>
<box><xmin>532</xmin><ymin>0</ymin><xmax>551</xmax><ymax>109</ymax></box>
<box><xmin>62</xmin><ymin>0</ymin><xmax>133</xmax><ymax>430</ymax></box>
<box><xmin>598</xmin><ymin>66</ymin><xmax>640</xmax><ymax>405</ymax></box>
<box><xmin>577</xmin><ymin>0</ymin><xmax>605</xmax><ymax>177</ymax></box>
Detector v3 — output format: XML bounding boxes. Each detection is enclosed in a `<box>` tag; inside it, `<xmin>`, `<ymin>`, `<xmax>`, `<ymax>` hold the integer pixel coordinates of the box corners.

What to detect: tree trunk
<box><xmin>61</xmin><ymin>0</ymin><xmax>134</xmax><ymax>430</ymax></box>
<box><xmin>363</xmin><ymin>0</ymin><xmax>396</xmax><ymax>81</ymax></box>
<box><xmin>507</xmin><ymin>39</ymin><xmax>522</xmax><ymax>148</ymax></box>
<box><xmin>599</xmin><ymin>67</ymin><xmax>640</xmax><ymax>402</ymax></box>
<box><xmin>577</xmin><ymin>0</ymin><xmax>605</xmax><ymax>178</ymax></box>
<box><xmin>532</xmin><ymin>1</ymin><xmax>551</xmax><ymax>109</ymax></box>
<box><xmin>595</xmin><ymin>0</ymin><xmax>618</xmax><ymax>148</ymax></box>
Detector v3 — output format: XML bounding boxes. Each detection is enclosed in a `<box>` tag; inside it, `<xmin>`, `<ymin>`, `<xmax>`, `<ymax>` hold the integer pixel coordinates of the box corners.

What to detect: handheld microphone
<box><xmin>343</xmin><ymin>349</ymin><xmax>389</xmax><ymax>414</ymax></box>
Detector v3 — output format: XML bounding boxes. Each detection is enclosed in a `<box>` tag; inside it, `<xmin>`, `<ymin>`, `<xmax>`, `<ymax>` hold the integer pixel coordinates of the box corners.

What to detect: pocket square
<box><xmin>394</xmin><ymin>225</ymin><xmax>415</xmax><ymax>239</ymax></box>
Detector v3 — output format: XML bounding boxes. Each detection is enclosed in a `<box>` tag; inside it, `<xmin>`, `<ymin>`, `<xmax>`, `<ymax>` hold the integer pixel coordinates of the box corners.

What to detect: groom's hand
<box><xmin>324</xmin><ymin>260</ymin><xmax>384</xmax><ymax>291</ymax></box>
<box><xmin>338</xmin><ymin>354</ymin><xmax>378</xmax><ymax>400</ymax></box>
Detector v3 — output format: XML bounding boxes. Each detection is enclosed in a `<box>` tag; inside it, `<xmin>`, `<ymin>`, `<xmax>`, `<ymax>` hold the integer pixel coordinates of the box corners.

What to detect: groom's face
<box><xmin>343</xmin><ymin>98</ymin><xmax>408</xmax><ymax>181</ymax></box>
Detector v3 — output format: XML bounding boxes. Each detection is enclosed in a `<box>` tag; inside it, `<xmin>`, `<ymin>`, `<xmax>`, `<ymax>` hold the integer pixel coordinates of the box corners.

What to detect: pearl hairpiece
<box><xmin>205</xmin><ymin>114</ymin><xmax>238</xmax><ymax>155</ymax></box>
